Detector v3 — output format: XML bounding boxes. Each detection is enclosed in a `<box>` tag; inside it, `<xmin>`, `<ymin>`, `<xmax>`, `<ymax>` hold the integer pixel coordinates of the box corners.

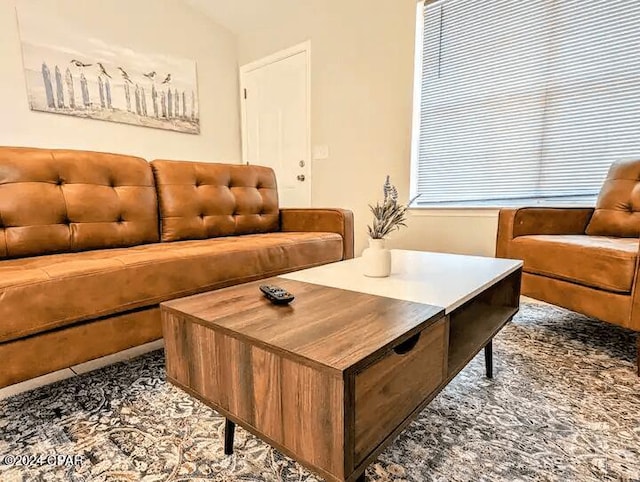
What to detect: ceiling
<box><xmin>183</xmin><ymin>0</ymin><xmax>293</xmax><ymax>35</ymax></box>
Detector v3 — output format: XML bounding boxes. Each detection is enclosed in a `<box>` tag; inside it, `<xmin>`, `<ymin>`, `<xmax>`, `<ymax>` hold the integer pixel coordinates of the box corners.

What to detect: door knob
<box><xmin>297</xmin><ymin>174</ymin><xmax>305</xmax><ymax>182</ymax></box>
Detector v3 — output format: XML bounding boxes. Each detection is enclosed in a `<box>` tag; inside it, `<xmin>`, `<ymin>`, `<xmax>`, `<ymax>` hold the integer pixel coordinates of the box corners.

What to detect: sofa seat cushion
<box><xmin>510</xmin><ymin>234</ymin><xmax>638</xmax><ymax>293</ymax></box>
<box><xmin>0</xmin><ymin>232</ymin><xmax>343</xmax><ymax>343</ymax></box>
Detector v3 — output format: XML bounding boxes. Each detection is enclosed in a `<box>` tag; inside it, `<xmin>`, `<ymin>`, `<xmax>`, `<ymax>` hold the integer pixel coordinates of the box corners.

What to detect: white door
<box><xmin>240</xmin><ymin>43</ymin><xmax>310</xmax><ymax>208</ymax></box>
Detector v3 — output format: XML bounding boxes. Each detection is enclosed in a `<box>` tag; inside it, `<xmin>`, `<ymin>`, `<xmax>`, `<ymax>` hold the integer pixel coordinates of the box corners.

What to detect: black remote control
<box><xmin>260</xmin><ymin>285</ymin><xmax>295</xmax><ymax>305</ymax></box>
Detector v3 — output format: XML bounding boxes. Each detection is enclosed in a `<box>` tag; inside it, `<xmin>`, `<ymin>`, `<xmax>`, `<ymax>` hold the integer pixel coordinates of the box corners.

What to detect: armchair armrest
<box><xmin>280</xmin><ymin>208</ymin><xmax>354</xmax><ymax>259</ymax></box>
<box><xmin>496</xmin><ymin>207</ymin><xmax>594</xmax><ymax>258</ymax></box>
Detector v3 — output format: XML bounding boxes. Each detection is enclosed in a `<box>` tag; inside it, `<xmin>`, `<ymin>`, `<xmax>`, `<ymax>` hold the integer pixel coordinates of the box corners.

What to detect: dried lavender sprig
<box><xmin>367</xmin><ymin>176</ymin><xmax>420</xmax><ymax>239</ymax></box>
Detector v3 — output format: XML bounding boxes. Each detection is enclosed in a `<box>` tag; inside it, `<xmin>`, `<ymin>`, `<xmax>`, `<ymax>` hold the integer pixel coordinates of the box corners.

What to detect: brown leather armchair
<box><xmin>496</xmin><ymin>159</ymin><xmax>640</xmax><ymax>375</ymax></box>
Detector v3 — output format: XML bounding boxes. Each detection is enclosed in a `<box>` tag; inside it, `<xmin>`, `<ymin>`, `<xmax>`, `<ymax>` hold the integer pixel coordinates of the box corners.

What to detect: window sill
<box><xmin>410</xmin><ymin>196</ymin><xmax>597</xmax><ymax>210</ymax></box>
<box><xmin>408</xmin><ymin>197</ymin><xmax>597</xmax><ymax>217</ymax></box>
<box><xmin>409</xmin><ymin>207</ymin><xmax>500</xmax><ymax>217</ymax></box>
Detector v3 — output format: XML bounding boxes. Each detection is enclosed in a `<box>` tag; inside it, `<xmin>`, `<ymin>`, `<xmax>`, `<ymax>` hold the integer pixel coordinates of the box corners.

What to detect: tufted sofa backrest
<box><xmin>0</xmin><ymin>147</ymin><xmax>159</xmax><ymax>259</ymax></box>
<box><xmin>586</xmin><ymin>159</ymin><xmax>640</xmax><ymax>237</ymax></box>
<box><xmin>151</xmin><ymin>160</ymin><xmax>279</xmax><ymax>242</ymax></box>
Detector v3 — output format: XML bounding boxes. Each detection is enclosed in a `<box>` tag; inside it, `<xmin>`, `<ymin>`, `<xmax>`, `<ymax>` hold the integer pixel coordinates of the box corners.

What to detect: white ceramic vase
<box><xmin>362</xmin><ymin>238</ymin><xmax>391</xmax><ymax>277</ymax></box>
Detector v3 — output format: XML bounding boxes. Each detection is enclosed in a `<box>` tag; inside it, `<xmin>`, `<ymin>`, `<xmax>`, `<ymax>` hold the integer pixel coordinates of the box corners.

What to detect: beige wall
<box><xmin>1</xmin><ymin>0</ymin><xmax>501</xmax><ymax>256</ymax></box>
<box><xmin>0</xmin><ymin>0</ymin><xmax>241</xmax><ymax>162</ymax></box>
<box><xmin>236</xmin><ymin>0</ymin><xmax>499</xmax><ymax>256</ymax></box>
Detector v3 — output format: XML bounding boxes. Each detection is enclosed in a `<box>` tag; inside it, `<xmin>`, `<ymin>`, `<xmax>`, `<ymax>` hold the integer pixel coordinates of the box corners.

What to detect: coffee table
<box><xmin>161</xmin><ymin>250</ymin><xmax>522</xmax><ymax>482</ymax></box>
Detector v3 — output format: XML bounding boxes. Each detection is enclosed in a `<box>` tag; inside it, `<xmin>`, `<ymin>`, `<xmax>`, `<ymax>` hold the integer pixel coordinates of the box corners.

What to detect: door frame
<box><xmin>239</xmin><ymin>40</ymin><xmax>312</xmax><ymax>206</ymax></box>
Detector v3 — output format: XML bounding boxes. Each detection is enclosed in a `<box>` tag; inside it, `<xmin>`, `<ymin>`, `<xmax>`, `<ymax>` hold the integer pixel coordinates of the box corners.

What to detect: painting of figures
<box><xmin>18</xmin><ymin>24</ymin><xmax>199</xmax><ymax>134</ymax></box>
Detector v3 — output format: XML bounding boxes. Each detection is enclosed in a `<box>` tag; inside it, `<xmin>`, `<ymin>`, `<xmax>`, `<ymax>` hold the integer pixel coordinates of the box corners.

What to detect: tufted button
<box><xmin>199</xmin><ymin>213</ymin><xmax>205</xmax><ymax>220</ymax></box>
<box><xmin>195</xmin><ymin>180</ymin><xmax>201</xmax><ymax>187</ymax></box>
<box><xmin>63</xmin><ymin>217</ymin><xmax>71</xmax><ymax>225</ymax></box>
<box><xmin>117</xmin><ymin>215</ymin><xmax>124</xmax><ymax>223</ymax></box>
<box><xmin>56</xmin><ymin>178</ymin><xmax>64</xmax><ymax>186</ymax></box>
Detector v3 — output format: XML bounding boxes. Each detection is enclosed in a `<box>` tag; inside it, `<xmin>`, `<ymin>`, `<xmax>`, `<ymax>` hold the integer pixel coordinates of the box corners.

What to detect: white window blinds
<box><xmin>413</xmin><ymin>0</ymin><xmax>640</xmax><ymax>205</ymax></box>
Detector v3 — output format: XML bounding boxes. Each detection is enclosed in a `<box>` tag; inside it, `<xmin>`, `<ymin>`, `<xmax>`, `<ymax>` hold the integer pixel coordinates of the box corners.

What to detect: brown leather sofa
<box><xmin>0</xmin><ymin>147</ymin><xmax>354</xmax><ymax>388</ymax></box>
<box><xmin>496</xmin><ymin>159</ymin><xmax>640</xmax><ymax>374</ymax></box>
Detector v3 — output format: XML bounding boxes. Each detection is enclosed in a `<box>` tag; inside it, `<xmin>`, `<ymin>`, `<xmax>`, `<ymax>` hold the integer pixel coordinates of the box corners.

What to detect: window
<box><xmin>411</xmin><ymin>0</ymin><xmax>640</xmax><ymax>206</ymax></box>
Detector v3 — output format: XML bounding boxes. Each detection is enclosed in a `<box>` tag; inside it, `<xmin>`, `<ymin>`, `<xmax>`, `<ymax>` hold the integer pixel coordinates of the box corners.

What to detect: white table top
<box><xmin>281</xmin><ymin>250</ymin><xmax>522</xmax><ymax>314</ymax></box>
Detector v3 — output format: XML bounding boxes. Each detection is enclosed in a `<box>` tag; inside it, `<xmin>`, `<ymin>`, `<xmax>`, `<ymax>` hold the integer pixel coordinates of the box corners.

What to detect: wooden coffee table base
<box><xmin>162</xmin><ymin>265</ymin><xmax>521</xmax><ymax>482</ymax></box>
<box><xmin>220</xmin><ymin>341</ymin><xmax>498</xmax><ymax>482</ymax></box>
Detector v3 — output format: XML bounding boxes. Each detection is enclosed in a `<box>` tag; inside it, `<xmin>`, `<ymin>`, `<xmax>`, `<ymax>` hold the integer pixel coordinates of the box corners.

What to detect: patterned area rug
<box><xmin>1</xmin><ymin>302</ymin><xmax>640</xmax><ymax>482</ymax></box>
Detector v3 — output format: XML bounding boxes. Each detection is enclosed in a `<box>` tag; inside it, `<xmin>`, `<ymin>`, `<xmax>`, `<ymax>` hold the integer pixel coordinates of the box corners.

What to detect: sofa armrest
<box><xmin>496</xmin><ymin>207</ymin><xmax>595</xmax><ymax>258</ymax></box>
<box><xmin>280</xmin><ymin>208</ymin><xmax>354</xmax><ymax>260</ymax></box>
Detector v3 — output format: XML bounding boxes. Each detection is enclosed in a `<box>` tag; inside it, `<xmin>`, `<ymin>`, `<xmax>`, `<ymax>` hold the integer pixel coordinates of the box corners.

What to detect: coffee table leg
<box><xmin>485</xmin><ymin>340</ymin><xmax>493</xmax><ymax>379</ymax></box>
<box><xmin>224</xmin><ymin>418</ymin><xmax>235</xmax><ymax>455</ymax></box>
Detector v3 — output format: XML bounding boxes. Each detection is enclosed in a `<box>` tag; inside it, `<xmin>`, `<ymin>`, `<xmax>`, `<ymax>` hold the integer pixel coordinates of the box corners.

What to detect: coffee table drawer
<box><xmin>353</xmin><ymin>317</ymin><xmax>447</xmax><ymax>464</ymax></box>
